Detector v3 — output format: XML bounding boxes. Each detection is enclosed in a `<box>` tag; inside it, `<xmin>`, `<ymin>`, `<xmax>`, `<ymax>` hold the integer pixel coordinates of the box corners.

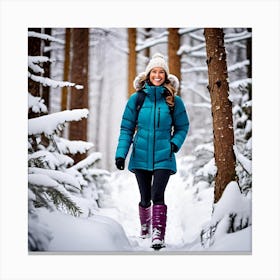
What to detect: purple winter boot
<box><xmin>139</xmin><ymin>205</ymin><xmax>151</xmax><ymax>238</ymax></box>
<box><xmin>151</xmin><ymin>204</ymin><xmax>167</xmax><ymax>250</ymax></box>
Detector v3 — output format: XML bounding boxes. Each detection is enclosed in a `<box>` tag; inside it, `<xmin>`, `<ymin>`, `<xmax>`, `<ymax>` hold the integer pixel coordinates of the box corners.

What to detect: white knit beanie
<box><xmin>145</xmin><ymin>53</ymin><xmax>169</xmax><ymax>76</ymax></box>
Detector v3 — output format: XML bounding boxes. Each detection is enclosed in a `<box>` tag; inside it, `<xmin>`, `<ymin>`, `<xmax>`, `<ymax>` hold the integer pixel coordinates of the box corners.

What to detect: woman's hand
<box><xmin>171</xmin><ymin>143</ymin><xmax>178</xmax><ymax>153</ymax></box>
<box><xmin>115</xmin><ymin>158</ymin><xmax>125</xmax><ymax>170</ymax></box>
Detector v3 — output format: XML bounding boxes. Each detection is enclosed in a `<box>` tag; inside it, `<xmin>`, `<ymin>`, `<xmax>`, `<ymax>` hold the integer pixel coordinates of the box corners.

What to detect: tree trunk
<box><xmin>168</xmin><ymin>28</ymin><xmax>181</xmax><ymax>95</ymax></box>
<box><xmin>144</xmin><ymin>28</ymin><xmax>152</xmax><ymax>60</ymax></box>
<box><xmin>246</xmin><ymin>28</ymin><xmax>252</xmax><ymax>101</ymax></box>
<box><xmin>28</xmin><ymin>28</ymin><xmax>42</xmax><ymax>119</ymax></box>
<box><xmin>69</xmin><ymin>28</ymin><xmax>89</xmax><ymax>163</ymax></box>
<box><xmin>204</xmin><ymin>28</ymin><xmax>237</xmax><ymax>203</ymax></box>
<box><xmin>42</xmin><ymin>28</ymin><xmax>51</xmax><ymax>111</ymax></box>
<box><xmin>128</xmin><ymin>28</ymin><xmax>137</xmax><ymax>97</ymax></box>
<box><xmin>61</xmin><ymin>28</ymin><xmax>71</xmax><ymax>111</ymax></box>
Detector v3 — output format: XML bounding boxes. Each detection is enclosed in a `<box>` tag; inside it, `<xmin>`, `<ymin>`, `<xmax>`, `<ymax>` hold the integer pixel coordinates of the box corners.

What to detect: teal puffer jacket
<box><xmin>115</xmin><ymin>83</ymin><xmax>189</xmax><ymax>174</ymax></box>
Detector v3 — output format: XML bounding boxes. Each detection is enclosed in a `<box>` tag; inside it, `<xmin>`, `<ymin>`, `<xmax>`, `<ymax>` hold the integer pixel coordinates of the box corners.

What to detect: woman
<box><xmin>115</xmin><ymin>53</ymin><xmax>189</xmax><ymax>250</ymax></box>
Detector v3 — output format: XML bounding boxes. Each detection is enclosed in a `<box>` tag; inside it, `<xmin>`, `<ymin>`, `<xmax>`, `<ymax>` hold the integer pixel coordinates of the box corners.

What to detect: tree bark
<box><xmin>168</xmin><ymin>28</ymin><xmax>181</xmax><ymax>95</ymax></box>
<box><xmin>28</xmin><ymin>28</ymin><xmax>42</xmax><ymax>119</ymax></box>
<box><xmin>246</xmin><ymin>28</ymin><xmax>252</xmax><ymax>101</ymax></box>
<box><xmin>128</xmin><ymin>28</ymin><xmax>137</xmax><ymax>97</ymax></box>
<box><xmin>61</xmin><ymin>28</ymin><xmax>71</xmax><ymax>111</ymax></box>
<box><xmin>204</xmin><ymin>28</ymin><xmax>237</xmax><ymax>203</ymax></box>
<box><xmin>69</xmin><ymin>28</ymin><xmax>89</xmax><ymax>163</ymax></box>
<box><xmin>42</xmin><ymin>28</ymin><xmax>51</xmax><ymax>111</ymax></box>
<box><xmin>144</xmin><ymin>28</ymin><xmax>152</xmax><ymax>60</ymax></box>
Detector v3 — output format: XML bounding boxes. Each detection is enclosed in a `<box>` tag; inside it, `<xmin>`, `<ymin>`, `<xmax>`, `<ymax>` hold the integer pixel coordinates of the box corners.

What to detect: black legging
<box><xmin>135</xmin><ymin>169</ymin><xmax>171</xmax><ymax>208</ymax></box>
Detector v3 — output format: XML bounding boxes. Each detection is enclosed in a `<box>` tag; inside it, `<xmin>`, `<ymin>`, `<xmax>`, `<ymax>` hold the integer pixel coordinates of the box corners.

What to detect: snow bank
<box><xmin>36</xmin><ymin>208</ymin><xmax>132</xmax><ymax>252</ymax></box>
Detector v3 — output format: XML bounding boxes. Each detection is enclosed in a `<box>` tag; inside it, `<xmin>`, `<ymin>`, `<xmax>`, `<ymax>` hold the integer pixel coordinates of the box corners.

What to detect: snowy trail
<box><xmin>100</xmin><ymin>159</ymin><xmax>214</xmax><ymax>252</ymax></box>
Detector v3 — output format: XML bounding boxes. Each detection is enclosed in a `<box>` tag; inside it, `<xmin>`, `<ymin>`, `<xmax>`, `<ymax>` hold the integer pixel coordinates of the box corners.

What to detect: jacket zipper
<box><xmin>157</xmin><ymin>107</ymin><xmax>160</xmax><ymax>128</ymax></box>
<box><xmin>153</xmin><ymin>89</ymin><xmax>156</xmax><ymax>169</ymax></box>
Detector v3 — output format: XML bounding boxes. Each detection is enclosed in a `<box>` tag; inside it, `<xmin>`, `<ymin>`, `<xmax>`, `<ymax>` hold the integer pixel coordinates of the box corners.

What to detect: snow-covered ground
<box><xmin>36</xmin><ymin>155</ymin><xmax>251</xmax><ymax>253</ymax></box>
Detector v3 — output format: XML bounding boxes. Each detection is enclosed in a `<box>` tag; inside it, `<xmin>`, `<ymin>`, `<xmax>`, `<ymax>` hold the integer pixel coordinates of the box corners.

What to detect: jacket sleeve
<box><xmin>171</xmin><ymin>96</ymin><xmax>190</xmax><ymax>151</ymax></box>
<box><xmin>115</xmin><ymin>93</ymin><xmax>138</xmax><ymax>159</ymax></box>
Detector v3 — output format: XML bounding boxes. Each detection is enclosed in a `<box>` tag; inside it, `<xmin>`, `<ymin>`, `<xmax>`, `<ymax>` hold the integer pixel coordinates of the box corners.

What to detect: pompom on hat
<box><xmin>145</xmin><ymin>53</ymin><xmax>169</xmax><ymax>76</ymax></box>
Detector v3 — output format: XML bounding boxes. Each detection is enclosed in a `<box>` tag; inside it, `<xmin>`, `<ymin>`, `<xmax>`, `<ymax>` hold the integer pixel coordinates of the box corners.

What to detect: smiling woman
<box><xmin>149</xmin><ymin>67</ymin><xmax>166</xmax><ymax>86</ymax></box>
<box><xmin>115</xmin><ymin>53</ymin><xmax>190</xmax><ymax>250</ymax></box>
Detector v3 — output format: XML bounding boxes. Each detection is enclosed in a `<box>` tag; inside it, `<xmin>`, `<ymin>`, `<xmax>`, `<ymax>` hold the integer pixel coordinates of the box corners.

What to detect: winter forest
<box><xmin>27</xmin><ymin>27</ymin><xmax>253</xmax><ymax>253</ymax></box>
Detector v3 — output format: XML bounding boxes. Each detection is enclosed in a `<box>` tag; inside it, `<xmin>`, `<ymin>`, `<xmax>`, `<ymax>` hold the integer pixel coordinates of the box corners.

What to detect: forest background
<box><xmin>1</xmin><ymin>0</ymin><xmax>280</xmax><ymax>280</ymax></box>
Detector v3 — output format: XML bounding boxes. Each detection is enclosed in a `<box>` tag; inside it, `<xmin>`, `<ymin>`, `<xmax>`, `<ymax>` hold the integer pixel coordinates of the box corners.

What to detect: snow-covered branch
<box><xmin>178</xmin><ymin>32</ymin><xmax>252</xmax><ymax>55</ymax></box>
<box><xmin>136</xmin><ymin>31</ymin><xmax>168</xmax><ymax>52</ymax></box>
<box><xmin>28</xmin><ymin>56</ymin><xmax>55</xmax><ymax>74</ymax></box>
<box><xmin>28</xmin><ymin>109</ymin><xmax>89</xmax><ymax>136</ymax></box>
<box><xmin>72</xmin><ymin>152</ymin><xmax>102</xmax><ymax>171</ymax></box>
<box><xmin>229</xmin><ymin>78</ymin><xmax>252</xmax><ymax>89</ymax></box>
<box><xmin>54</xmin><ymin>136</ymin><xmax>94</xmax><ymax>155</ymax></box>
<box><xmin>28</xmin><ymin>31</ymin><xmax>64</xmax><ymax>44</ymax></box>
<box><xmin>28</xmin><ymin>93</ymin><xmax>48</xmax><ymax>114</ymax></box>
<box><xmin>182</xmin><ymin>85</ymin><xmax>211</xmax><ymax>103</ymax></box>
<box><xmin>28</xmin><ymin>72</ymin><xmax>83</xmax><ymax>89</ymax></box>
<box><xmin>233</xmin><ymin>145</ymin><xmax>252</xmax><ymax>175</ymax></box>
<box><xmin>29</xmin><ymin>167</ymin><xmax>81</xmax><ymax>191</ymax></box>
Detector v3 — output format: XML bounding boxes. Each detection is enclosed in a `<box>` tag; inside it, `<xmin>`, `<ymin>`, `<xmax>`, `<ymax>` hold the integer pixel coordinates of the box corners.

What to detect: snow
<box><xmin>29</xmin><ymin>167</ymin><xmax>81</xmax><ymax>191</ymax></box>
<box><xmin>1</xmin><ymin>3</ymin><xmax>279</xmax><ymax>280</ymax></box>
<box><xmin>54</xmin><ymin>136</ymin><xmax>94</xmax><ymax>155</ymax></box>
<box><xmin>28</xmin><ymin>72</ymin><xmax>83</xmax><ymax>89</ymax></box>
<box><xmin>36</xmin><ymin>157</ymin><xmax>251</xmax><ymax>253</ymax></box>
<box><xmin>28</xmin><ymin>93</ymin><xmax>48</xmax><ymax>113</ymax></box>
<box><xmin>234</xmin><ymin>145</ymin><xmax>252</xmax><ymax>175</ymax></box>
<box><xmin>36</xmin><ymin>208</ymin><xmax>132</xmax><ymax>252</ymax></box>
<box><xmin>28</xmin><ymin>109</ymin><xmax>89</xmax><ymax>136</ymax></box>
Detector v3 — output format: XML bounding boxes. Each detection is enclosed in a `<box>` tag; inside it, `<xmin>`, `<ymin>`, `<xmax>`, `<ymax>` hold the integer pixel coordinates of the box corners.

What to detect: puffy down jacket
<box><xmin>115</xmin><ymin>83</ymin><xmax>189</xmax><ymax>174</ymax></box>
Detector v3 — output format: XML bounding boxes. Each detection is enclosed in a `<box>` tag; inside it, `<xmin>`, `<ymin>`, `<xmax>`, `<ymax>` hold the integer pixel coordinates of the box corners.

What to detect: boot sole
<box><xmin>151</xmin><ymin>244</ymin><xmax>165</xmax><ymax>250</ymax></box>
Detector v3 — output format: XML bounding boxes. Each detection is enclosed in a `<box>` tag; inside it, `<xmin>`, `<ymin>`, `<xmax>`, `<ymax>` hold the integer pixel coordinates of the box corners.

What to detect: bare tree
<box><xmin>128</xmin><ymin>28</ymin><xmax>137</xmax><ymax>97</ymax></box>
<box><xmin>69</xmin><ymin>28</ymin><xmax>89</xmax><ymax>163</ymax></box>
<box><xmin>204</xmin><ymin>28</ymin><xmax>237</xmax><ymax>203</ymax></box>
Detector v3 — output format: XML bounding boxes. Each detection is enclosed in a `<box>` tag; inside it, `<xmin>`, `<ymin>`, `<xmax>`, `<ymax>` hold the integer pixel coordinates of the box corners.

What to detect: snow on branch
<box><xmin>28</xmin><ymin>72</ymin><xmax>83</xmax><ymax>89</ymax></box>
<box><xmin>28</xmin><ymin>93</ymin><xmax>48</xmax><ymax>114</ymax></box>
<box><xmin>28</xmin><ymin>109</ymin><xmax>89</xmax><ymax>136</ymax></box>
<box><xmin>29</xmin><ymin>167</ymin><xmax>81</xmax><ymax>191</ymax></box>
<box><xmin>136</xmin><ymin>31</ymin><xmax>168</xmax><ymax>52</ymax></box>
<box><xmin>182</xmin><ymin>84</ymin><xmax>211</xmax><ymax>104</ymax></box>
<box><xmin>54</xmin><ymin>136</ymin><xmax>94</xmax><ymax>155</ymax></box>
<box><xmin>178</xmin><ymin>32</ymin><xmax>252</xmax><ymax>55</ymax></box>
<box><xmin>28</xmin><ymin>150</ymin><xmax>74</xmax><ymax>169</ymax></box>
<box><xmin>233</xmin><ymin>145</ymin><xmax>252</xmax><ymax>175</ymax></box>
<box><xmin>228</xmin><ymin>60</ymin><xmax>250</xmax><ymax>72</ymax></box>
<box><xmin>29</xmin><ymin>173</ymin><xmax>58</xmax><ymax>188</ymax></box>
<box><xmin>178</xmin><ymin>28</ymin><xmax>203</xmax><ymax>35</ymax></box>
<box><xmin>28</xmin><ymin>31</ymin><xmax>64</xmax><ymax>44</ymax></box>
<box><xmin>72</xmin><ymin>152</ymin><xmax>102</xmax><ymax>171</ymax></box>
<box><xmin>229</xmin><ymin>78</ymin><xmax>252</xmax><ymax>89</ymax></box>
<box><xmin>28</xmin><ymin>56</ymin><xmax>55</xmax><ymax>74</ymax></box>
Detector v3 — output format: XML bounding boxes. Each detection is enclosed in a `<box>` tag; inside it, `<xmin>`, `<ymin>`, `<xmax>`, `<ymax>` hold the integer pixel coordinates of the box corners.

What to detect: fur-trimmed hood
<box><xmin>133</xmin><ymin>72</ymin><xmax>180</xmax><ymax>94</ymax></box>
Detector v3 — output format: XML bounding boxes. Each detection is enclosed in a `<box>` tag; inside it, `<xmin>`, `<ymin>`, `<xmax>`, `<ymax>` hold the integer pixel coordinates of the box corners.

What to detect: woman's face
<box><xmin>149</xmin><ymin>67</ymin><xmax>166</xmax><ymax>86</ymax></box>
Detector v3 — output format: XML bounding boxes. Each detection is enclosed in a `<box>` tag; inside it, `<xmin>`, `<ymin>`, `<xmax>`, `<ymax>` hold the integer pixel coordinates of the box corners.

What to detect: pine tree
<box><xmin>28</xmin><ymin>30</ymin><xmax>111</xmax><ymax>251</ymax></box>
